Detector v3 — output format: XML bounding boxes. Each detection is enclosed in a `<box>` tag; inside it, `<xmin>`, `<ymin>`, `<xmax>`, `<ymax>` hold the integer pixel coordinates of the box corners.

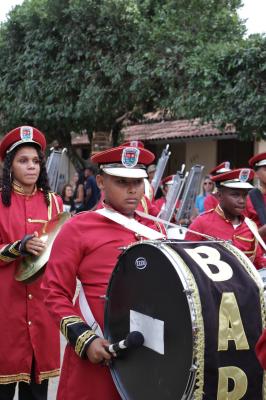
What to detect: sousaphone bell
<box><xmin>15</xmin><ymin>211</ymin><xmax>71</xmax><ymax>283</ymax></box>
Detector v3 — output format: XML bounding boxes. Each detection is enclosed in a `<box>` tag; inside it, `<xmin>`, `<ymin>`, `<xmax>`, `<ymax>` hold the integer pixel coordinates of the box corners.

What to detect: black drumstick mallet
<box><xmin>106</xmin><ymin>331</ymin><xmax>144</xmax><ymax>354</ymax></box>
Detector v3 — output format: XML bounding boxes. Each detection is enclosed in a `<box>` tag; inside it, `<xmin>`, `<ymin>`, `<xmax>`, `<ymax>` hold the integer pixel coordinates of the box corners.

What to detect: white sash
<box><xmin>79</xmin><ymin>207</ymin><xmax>165</xmax><ymax>337</ymax></box>
<box><xmin>244</xmin><ymin>217</ymin><xmax>266</xmax><ymax>252</ymax></box>
<box><xmin>95</xmin><ymin>208</ymin><xmax>165</xmax><ymax>240</ymax></box>
<box><xmin>79</xmin><ymin>285</ymin><xmax>104</xmax><ymax>338</ymax></box>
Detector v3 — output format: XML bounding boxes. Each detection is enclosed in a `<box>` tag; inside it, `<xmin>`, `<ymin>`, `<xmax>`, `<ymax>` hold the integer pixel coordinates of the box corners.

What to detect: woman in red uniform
<box><xmin>42</xmin><ymin>144</ymin><xmax>165</xmax><ymax>400</ymax></box>
<box><xmin>0</xmin><ymin>126</ymin><xmax>62</xmax><ymax>400</ymax></box>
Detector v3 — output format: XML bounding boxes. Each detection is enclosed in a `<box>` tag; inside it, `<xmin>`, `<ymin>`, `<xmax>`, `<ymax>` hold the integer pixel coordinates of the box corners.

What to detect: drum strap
<box><xmin>95</xmin><ymin>208</ymin><xmax>165</xmax><ymax>240</ymax></box>
<box><xmin>244</xmin><ymin>217</ymin><xmax>266</xmax><ymax>252</ymax></box>
<box><xmin>79</xmin><ymin>285</ymin><xmax>104</xmax><ymax>338</ymax></box>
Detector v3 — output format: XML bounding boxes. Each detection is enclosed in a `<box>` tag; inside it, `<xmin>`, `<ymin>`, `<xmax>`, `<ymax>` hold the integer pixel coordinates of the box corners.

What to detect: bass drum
<box><xmin>104</xmin><ymin>240</ymin><xmax>265</xmax><ymax>400</ymax></box>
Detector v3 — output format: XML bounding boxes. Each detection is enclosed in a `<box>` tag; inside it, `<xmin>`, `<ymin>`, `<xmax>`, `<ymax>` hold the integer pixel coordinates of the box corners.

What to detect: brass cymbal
<box><xmin>15</xmin><ymin>211</ymin><xmax>71</xmax><ymax>283</ymax></box>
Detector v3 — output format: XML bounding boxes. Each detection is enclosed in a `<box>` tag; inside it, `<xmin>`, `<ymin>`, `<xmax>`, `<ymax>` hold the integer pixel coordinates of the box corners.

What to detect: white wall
<box><xmin>185</xmin><ymin>140</ymin><xmax>217</xmax><ymax>176</ymax></box>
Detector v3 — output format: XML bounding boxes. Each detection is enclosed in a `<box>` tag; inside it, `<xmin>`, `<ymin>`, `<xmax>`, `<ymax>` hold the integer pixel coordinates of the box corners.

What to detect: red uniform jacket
<box><xmin>185</xmin><ymin>206</ymin><xmax>266</xmax><ymax>269</ymax></box>
<box><xmin>42</xmin><ymin>208</ymin><xmax>164</xmax><ymax>400</ymax></box>
<box><xmin>0</xmin><ymin>187</ymin><xmax>62</xmax><ymax>384</ymax></box>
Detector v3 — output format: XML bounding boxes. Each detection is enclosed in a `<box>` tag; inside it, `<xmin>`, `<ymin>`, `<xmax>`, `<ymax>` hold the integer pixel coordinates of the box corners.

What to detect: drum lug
<box><xmin>99</xmin><ymin>295</ymin><xmax>109</xmax><ymax>301</ymax></box>
<box><xmin>118</xmin><ymin>246</ymin><xmax>128</xmax><ymax>251</ymax></box>
<box><xmin>183</xmin><ymin>289</ymin><xmax>194</xmax><ymax>295</ymax></box>
<box><xmin>190</xmin><ymin>364</ymin><xmax>198</xmax><ymax>372</ymax></box>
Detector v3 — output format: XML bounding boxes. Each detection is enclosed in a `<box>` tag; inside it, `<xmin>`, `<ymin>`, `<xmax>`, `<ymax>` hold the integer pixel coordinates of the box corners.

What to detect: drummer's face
<box><xmin>11</xmin><ymin>146</ymin><xmax>40</xmax><ymax>192</ymax></box>
<box><xmin>97</xmin><ymin>173</ymin><xmax>144</xmax><ymax>216</ymax></box>
<box><xmin>218</xmin><ymin>187</ymin><xmax>248</xmax><ymax>218</ymax></box>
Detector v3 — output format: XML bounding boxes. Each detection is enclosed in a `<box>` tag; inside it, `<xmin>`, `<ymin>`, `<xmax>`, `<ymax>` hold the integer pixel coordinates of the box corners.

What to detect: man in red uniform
<box><xmin>246</xmin><ymin>152</ymin><xmax>266</xmax><ymax>239</ymax></box>
<box><xmin>204</xmin><ymin>161</ymin><xmax>231</xmax><ymax>211</ymax></box>
<box><xmin>185</xmin><ymin>168</ymin><xmax>266</xmax><ymax>269</ymax></box>
<box><xmin>0</xmin><ymin>126</ymin><xmax>62</xmax><ymax>399</ymax></box>
<box><xmin>42</xmin><ymin>144</ymin><xmax>165</xmax><ymax>400</ymax></box>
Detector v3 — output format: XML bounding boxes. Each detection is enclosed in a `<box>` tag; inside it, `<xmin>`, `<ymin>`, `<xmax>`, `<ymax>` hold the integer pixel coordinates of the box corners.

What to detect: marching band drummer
<box><xmin>185</xmin><ymin>168</ymin><xmax>266</xmax><ymax>270</ymax></box>
<box><xmin>42</xmin><ymin>144</ymin><xmax>165</xmax><ymax>400</ymax></box>
<box><xmin>0</xmin><ymin>126</ymin><xmax>63</xmax><ymax>400</ymax></box>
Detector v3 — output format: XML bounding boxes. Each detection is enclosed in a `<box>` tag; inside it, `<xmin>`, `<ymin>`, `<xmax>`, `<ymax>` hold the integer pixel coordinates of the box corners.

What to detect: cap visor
<box><xmin>102</xmin><ymin>167</ymin><xmax>147</xmax><ymax>178</ymax></box>
<box><xmin>6</xmin><ymin>139</ymin><xmax>41</xmax><ymax>154</ymax></box>
<box><xmin>216</xmin><ymin>168</ymin><xmax>232</xmax><ymax>173</ymax></box>
<box><xmin>221</xmin><ymin>182</ymin><xmax>253</xmax><ymax>189</ymax></box>
<box><xmin>255</xmin><ymin>160</ymin><xmax>266</xmax><ymax>167</ymax></box>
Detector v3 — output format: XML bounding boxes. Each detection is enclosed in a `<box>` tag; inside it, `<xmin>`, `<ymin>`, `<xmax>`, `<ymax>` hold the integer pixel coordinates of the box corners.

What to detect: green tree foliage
<box><xmin>1</xmin><ymin>0</ymin><xmax>262</xmax><ymax>145</ymax></box>
<box><xmin>175</xmin><ymin>35</ymin><xmax>266</xmax><ymax>139</ymax></box>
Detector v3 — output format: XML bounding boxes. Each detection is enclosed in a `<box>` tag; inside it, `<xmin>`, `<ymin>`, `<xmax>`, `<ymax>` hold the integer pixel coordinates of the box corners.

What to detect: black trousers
<box><xmin>0</xmin><ymin>359</ymin><xmax>48</xmax><ymax>400</ymax></box>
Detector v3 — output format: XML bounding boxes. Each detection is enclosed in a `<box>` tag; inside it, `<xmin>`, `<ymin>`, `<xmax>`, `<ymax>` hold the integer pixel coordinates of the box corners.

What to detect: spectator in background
<box><xmin>195</xmin><ymin>175</ymin><xmax>215</xmax><ymax>215</ymax></box>
<box><xmin>61</xmin><ymin>184</ymin><xmax>76</xmax><ymax>214</ymax></box>
<box><xmin>72</xmin><ymin>171</ymin><xmax>85</xmax><ymax>213</ymax></box>
<box><xmin>84</xmin><ymin>164</ymin><xmax>101</xmax><ymax>210</ymax></box>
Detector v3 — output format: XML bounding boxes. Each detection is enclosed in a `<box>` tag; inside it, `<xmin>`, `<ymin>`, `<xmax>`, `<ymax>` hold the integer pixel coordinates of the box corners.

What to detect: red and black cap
<box><xmin>162</xmin><ymin>175</ymin><xmax>175</xmax><ymax>185</ymax></box>
<box><xmin>209</xmin><ymin>161</ymin><xmax>231</xmax><ymax>176</ymax></box>
<box><xmin>249</xmin><ymin>153</ymin><xmax>266</xmax><ymax>169</ymax></box>
<box><xmin>211</xmin><ymin>168</ymin><xmax>254</xmax><ymax>189</ymax></box>
<box><xmin>91</xmin><ymin>145</ymin><xmax>155</xmax><ymax>178</ymax></box>
<box><xmin>0</xmin><ymin>126</ymin><xmax>46</xmax><ymax>161</ymax></box>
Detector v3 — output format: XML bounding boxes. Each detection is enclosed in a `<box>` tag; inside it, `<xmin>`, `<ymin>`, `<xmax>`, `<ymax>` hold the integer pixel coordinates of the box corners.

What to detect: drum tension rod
<box><xmin>99</xmin><ymin>295</ymin><xmax>109</xmax><ymax>300</ymax></box>
<box><xmin>190</xmin><ymin>364</ymin><xmax>198</xmax><ymax>372</ymax></box>
<box><xmin>183</xmin><ymin>289</ymin><xmax>194</xmax><ymax>295</ymax></box>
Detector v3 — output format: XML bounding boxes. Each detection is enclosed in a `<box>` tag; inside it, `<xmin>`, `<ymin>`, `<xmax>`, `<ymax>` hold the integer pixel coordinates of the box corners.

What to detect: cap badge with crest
<box><xmin>122</xmin><ymin>147</ymin><xmax>140</xmax><ymax>168</ymax></box>
<box><xmin>129</xmin><ymin>141</ymin><xmax>138</xmax><ymax>147</ymax></box>
<box><xmin>239</xmin><ymin>169</ymin><xmax>250</xmax><ymax>182</ymax></box>
<box><xmin>20</xmin><ymin>126</ymin><xmax>34</xmax><ymax>142</ymax></box>
<box><xmin>224</xmin><ymin>161</ymin><xmax>230</xmax><ymax>170</ymax></box>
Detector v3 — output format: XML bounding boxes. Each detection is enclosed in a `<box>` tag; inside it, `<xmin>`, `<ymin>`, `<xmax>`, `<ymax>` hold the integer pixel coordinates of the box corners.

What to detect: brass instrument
<box><xmin>46</xmin><ymin>147</ymin><xmax>69</xmax><ymax>194</ymax></box>
<box><xmin>15</xmin><ymin>211</ymin><xmax>71</xmax><ymax>283</ymax></box>
<box><xmin>151</xmin><ymin>144</ymin><xmax>171</xmax><ymax>196</ymax></box>
<box><xmin>160</xmin><ymin>164</ymin><xmax>186</xmax><ymax>222</ymax></box>
<box><xmin>175</xmin><ymin>164</ymin><xmax>204</xmax><ymax>225</ymax></box>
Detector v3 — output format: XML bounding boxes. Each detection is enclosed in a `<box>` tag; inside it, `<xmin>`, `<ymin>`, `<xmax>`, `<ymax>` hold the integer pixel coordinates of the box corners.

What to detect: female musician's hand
<box><xmin>25</xmin><ymin>231</ymin><xmax>46</xmax><ymax>256</ymax></box>
<box><xmin>86</xmin><ymin>338</ymin><xmax>114</xmax><ymax>364</ymax></box>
